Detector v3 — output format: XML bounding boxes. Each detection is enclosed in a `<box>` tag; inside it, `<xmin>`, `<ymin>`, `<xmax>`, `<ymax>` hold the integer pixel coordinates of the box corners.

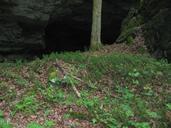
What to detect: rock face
<box><xmin>45</xmin><ymin>0</ymin><xmax>134</xmax><ymax>51</ymax></box>
<box><xmin>0</xmin><ymin>0</ymin><xmax>133</xmax><ymax>53</ymax></box>
<box><xmin>0</xmin><ymin>0</ymin><xmax>59</xmax><ymax>54</ymax></box>
<box><xmin>142</xmin><ymin>0</ymin><xmax>171</xmax><ymax>61</ymax></box>
<box><xmin>118</xmin><ymin>0</ymin><xmax>171</xmax><ymax>61</ymax></box>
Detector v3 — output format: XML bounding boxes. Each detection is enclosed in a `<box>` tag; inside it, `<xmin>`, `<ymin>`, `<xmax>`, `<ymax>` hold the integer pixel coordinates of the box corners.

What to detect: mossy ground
<box><xmin>0</xmin><ymin>44</ymin><xmax>171</xmax><ymax>128</ymax></box>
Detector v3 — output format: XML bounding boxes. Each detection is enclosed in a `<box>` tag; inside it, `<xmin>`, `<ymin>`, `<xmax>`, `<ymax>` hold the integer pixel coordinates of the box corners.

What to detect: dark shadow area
<box><xmin>45</xmin><ymin>21</ymin><xmax>91</xmax><ymax>53</ymax></box>
<box><xmin>0</xmin><ymin>0</ymin><xmax>136</xmax><ymax>62</ymax></box>
<box><xmin>44</xmin><ymin>18</ymin><xmax>123</xmax><ymax>53</ymax></box>
<box><xmin>44</xmin><ymin>1</ymin><xmax>126</xmax><ymax>53</ymax></box>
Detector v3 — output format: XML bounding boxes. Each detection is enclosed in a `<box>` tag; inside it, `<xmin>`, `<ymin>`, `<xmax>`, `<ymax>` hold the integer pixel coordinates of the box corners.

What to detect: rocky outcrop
<box><xmin>0</xmin><ymin>0</ymin><xmax>134</xmax><ymax>53</ymax></box>
<box><xmin>0</xmin><ymin>0</ymin><xmax>59</xmax><ymax>54</ymax></box>
<box><xmin>118</xmin><ymin>0</ymin><xmax>171</xmax><ymax>61</ymax></box>
<box><xmin>142</xmin><ymin>0</ymin><xmax>171</xmax><ymax>61</ymax></box>
<box><xmin>45</xmin><ymin>0</ymin><xmax>134</xmax><ymax>51</ymax></box>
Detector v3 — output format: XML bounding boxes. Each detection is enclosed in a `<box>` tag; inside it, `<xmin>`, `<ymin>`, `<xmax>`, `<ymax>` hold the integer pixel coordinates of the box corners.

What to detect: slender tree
<box><xmin>90</xmin><ymin>0</ymin><xmax>102</xmax><ymax>49</ymax></box>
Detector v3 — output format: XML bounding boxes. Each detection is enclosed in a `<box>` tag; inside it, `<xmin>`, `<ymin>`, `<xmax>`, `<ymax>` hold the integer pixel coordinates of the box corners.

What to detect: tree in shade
<box><xmin>90</xmin><ymin>0</ymin><xmax>102</xmax><ymax>49</ymax></box>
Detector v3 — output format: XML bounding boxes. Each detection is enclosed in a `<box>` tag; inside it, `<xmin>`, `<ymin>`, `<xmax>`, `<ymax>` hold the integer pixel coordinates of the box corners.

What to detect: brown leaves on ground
<box><xmin>87</xmin><ymin>31</ymin><xmax>147</xmax><ymax>56</ymax></box>
<box><xmin>0</xmin><ymin>58</ymin><xmax>101</xmax><ymax>128</ymax></box>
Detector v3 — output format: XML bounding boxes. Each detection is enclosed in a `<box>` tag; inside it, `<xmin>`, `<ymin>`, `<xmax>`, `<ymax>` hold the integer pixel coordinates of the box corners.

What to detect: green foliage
<box><xmin>0</xmin><ymin>110</ymin><xmax>3</xmax><ymax>118</ymax></box>
<box><xmin>0</xmin><ymin>119</ymin><xmax>12</xmax><ymax>128</ymax></box>
<box><xmin>166</xmin><ymin>103</ymin><xmax>171</xmax><ymax>110</ymax></box>
<box><xmin>146</xmin><ymin>110</ymin><xmax>161</xmax><ymax>119</ymax></box>
<box><xmin>15</xmin><ymin>77</ymin><xmax>29</xmax><ymax>87</ymax></box>
<box><xmin>26</xmin><ymin>120</ymin><xmax>55</xmax><ymax>128</ymax></box>
<box><xmin>42</xmin><ymin>51</ymin><xmax>170</xmax><ymax>86</ymax></box>
<box><xmin>128</xmin><ymin>69</ymin><xmax>141</xmax><ymax>85</ymax></box>
<box><xmin>128</xmin><ymin>121</ymin><xmax>150</xmax><ymax>128</ymax></box>
<box><xmin>0</xmin><ymin>110</ymin><xmax>12</xmax><ymax>128</ymax></box>
<box><xmin>128</xmin><ymin>69</ymin><xmax>141</xmax><ymax>78</ymax></box>
<box><xmin>117</xmin><ymin>7</ymin><xmax>144</xmax><ymax>43</ymax></box>
<box><xmin>1</xmin><ymin>71</ymin><xmax>17</xmax><ymax>79</ymax></box>
<box><xmin>0</xmin><ymin>82</ymin><xmax>16</xmax><ymax>102</ymax></box>
<box><xmin>13</xmin><ymin>94</ymin><xmax>40</xmax><ymax>115</ymax></box>
<box><xmin>41</xmin><ymin>87</ymin><xmax>65</xmax><ymax>103</ymax></box>
<box><xmin>74</xmin><ymin>84</ymin><xmax>167</xmax><ymax>127</ymax></box>
<box><xmin>43</xmin><ymin>52</ymin><xmax>87</xmax><ymax>63</ymax></box>
<box><xmin>84</xmin><ymin>53</ymin><xmax>170</xmax><ymax>87</ymax></box>
<box><xmin>0</xmin><ymin>71</ymin><xmax>29</xmax><ymax>87</ymax></box>
<box><xmin>0</xmin><ymin>49</ymin><xmax>170</xmax><ymax>127</ymax></box>
<box><xmin>41</xmin><ymin>51</ymin><xmax>170</xmax><ymax>127</ymax></box>
<box><xmin>126</xmin><ymin>36</ymin><xmax>134</xmax><ymax>44</ymax></box>
<box><xmin>48</xmin><ymin>67</ymin><xmax>59</xmax><ymax>85</ymax></box>
<box><xmin>63</xmin><ymin>74</ymin><xmax>79</xmax><ymax>86</ymax></box>
<box><xmin>44</xmin><ymin>120</ymin><xmax>55</xmax><ymax>128</ymax></box>
<box><xmin>26</xmin><ymin>122</ymin><xmax>43</xmax><ymax>128</ymax></box>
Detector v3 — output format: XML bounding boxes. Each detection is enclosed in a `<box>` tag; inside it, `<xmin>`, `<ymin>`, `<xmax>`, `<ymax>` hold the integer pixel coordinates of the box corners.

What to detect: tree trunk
<box><xmin>90</xmin><ymin>0</ymin><xmax>102</xmax><ymax>49</ymax></box>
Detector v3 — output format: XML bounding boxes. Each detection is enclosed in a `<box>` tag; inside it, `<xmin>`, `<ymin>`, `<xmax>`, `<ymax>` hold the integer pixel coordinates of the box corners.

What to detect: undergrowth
<box><xmin>0</xmin><ymin>51</ymin><xmax>170</xmax><ymax>128</ymax></box>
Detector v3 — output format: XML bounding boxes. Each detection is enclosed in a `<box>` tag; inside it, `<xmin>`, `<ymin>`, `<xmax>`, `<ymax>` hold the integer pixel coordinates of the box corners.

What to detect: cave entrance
<box><xmin>44</xmin><ymin>19</ymin><xmax>122</xmax><ymax>53</ymax></box>
<box><xmin>45</xmin><ymin>20</ymin><xmax>91</xmax><ymax>53</ymax></box>
<box><xmin>44</xmin><ymin>1</ymin><xmax>124</xmax><ymax>53</ymax></box>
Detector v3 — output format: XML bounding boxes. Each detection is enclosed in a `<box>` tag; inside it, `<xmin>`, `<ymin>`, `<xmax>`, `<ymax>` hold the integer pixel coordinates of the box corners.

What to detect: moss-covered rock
<box><xmin>117</xmin><ymin>8</ymin><xmax>144</xmax><ymax>44</ymax></box>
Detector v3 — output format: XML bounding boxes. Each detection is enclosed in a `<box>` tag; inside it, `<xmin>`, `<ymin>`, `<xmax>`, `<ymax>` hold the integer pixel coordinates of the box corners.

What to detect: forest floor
<box><xmin>0</xmin><ymin>42</ymin><xmax>171</xmax><ymax>128</ymax></box>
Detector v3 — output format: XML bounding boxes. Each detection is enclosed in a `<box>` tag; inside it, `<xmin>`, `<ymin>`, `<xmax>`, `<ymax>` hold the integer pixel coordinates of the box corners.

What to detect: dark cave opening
<box><xmin>0</xmin><ymin>0</ymin><xmax>135</xmax><ymax>62</ymax></box>
<box><xmin>0</xmin><ymin>16</ymin><xmax>123</xmax><ymax>62</ymax></box>
<box><xmin>44</xmin><ymin>1</ymin><xmax>124</xmax><ymax>53</ymax></box>
<box><xmin>44</xmin><ymin>21</ymin><xmax>91</xmax><ymax>53</ymax></box>
<box><xmin>44</xmin><ymin>19</ymin><xmax>122</xmax><ymax>53</ymax></box>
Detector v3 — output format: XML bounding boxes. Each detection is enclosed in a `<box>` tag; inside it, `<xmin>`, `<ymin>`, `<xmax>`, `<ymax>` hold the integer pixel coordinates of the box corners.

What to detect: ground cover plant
<box><xmin>0</xmin><ymin>45</ymin><xmax>170</xmax><ymax>128</ymax></box>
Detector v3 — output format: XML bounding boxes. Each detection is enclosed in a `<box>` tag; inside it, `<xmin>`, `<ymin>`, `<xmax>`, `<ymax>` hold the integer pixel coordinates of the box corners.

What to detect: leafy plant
<box><xmin>27</xmin><ymin>122</ymin><xmax>43</xmax><ymax>128</ymax></box>
<box><xmin>126</xmin><ymin>36</ymin><xmax>134</xmax><ymax>44</ymax></box>
<box><xmin>146</xmin><ymin>110</ymin><xmax>161</xmax><ymax>119</ymax></box>
<box><xmin>166</xmin><ymin>103</ymin><xmax>171</xmax><ymax>110</ymax></box>
<box><xmin>0</xmin><ymin>110</ymin><xmax>12</xmax><ymax>128</ymax></box>
<box><xmin>44</xmin><ymin>120</ymin><xmax>55</xmax><ymax>128</ymax></box>
<box><xmin>0</xmin><ymin>47</ymin><xmax>170</xmax><ymax>128</ymax></box>
<box><xmin>128</xmin><ymin>121</ymin><xmax>150</xmax><ymax>128</ymax></box>
<box><xmin>15</xmin><ymin>77</ymin><xmax>29</xmax><ymax>87</ymax></box>
<box><xmin>0</xmin><ymin>119</ymin><xmax>12</xmax><ymax>128</ymax></box>
<box><xmin>0</xmin><ymin>110</ymin><xmax>3</xmax><ymax>118</ymax></box>
<box><xmin>14</xmin><ymin>94</ymin><xmax>40</xmax><ymax>114</ymax></box>
<box><xmin>128</xmin><ymin>69</ymin><xmax>141</xmax><ymax>85</ymax></box>
<box><xmin>41</xmin><ymin>87</ymin><xmax>65</xmax><ymax>103</ymax></box>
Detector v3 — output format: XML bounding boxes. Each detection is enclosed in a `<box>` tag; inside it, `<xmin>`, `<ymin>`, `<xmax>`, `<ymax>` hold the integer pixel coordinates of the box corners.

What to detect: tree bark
<box><xmin>90</xmin><ymin>0</ymin><xmax>102</xmax><ymax>49</ymax></box>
